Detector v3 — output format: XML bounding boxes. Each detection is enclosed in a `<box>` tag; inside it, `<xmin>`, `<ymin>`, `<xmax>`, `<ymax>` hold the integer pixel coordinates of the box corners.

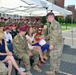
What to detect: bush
<box><xmin>41</xmin><ymin>16</ymin><xmax>46</xmax><ymax>24</ymax></box>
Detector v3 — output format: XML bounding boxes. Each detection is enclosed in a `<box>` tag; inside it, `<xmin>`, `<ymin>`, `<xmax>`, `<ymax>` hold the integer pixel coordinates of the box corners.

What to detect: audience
<box><xmin>0</xmin><ymin>17</ymin><xmax>54</xmax><ymax>75</ymax></box>
<box><xmin>0</xmin><ymin>30</ymin><xmax>26</xmax><ymax>75</ymax></box>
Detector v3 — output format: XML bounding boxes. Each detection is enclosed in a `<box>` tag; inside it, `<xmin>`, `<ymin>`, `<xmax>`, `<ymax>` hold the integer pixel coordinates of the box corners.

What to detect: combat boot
<box><xmin>46</xmin><ymin>71</ymin><xmax>55</xmax><ymax>75</ymax></box>
<box><xmin>26</xmin><ymin>71</ymin><xmax>32</xmax><ymax>75</ymax></box>
<box><xmin>33</xmin><ymin>65</ymin><xmax>42</xmax><ymax>73</ymax></box>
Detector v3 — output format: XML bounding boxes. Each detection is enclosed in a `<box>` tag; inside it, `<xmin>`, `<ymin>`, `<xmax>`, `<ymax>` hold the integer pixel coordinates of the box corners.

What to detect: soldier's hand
<box><xmin>29</xmin><ymin>52</ymin><xmax>33</xmax><ymax>56</ymax></box>
<box><xmin>49</xmin><ymin>45</ymin><xmax>53</xmax><ymax>50</ymax></box>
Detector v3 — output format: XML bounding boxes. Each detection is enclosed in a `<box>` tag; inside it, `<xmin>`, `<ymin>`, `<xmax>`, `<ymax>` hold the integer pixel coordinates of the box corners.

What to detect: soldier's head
<box><xmin>12</xmin><ymin>24</ymin><xmax>16</xmax><ymax>30</ymax></box>
<box><xmin>46</xmin><ymin>12</ymin><xmax>55</xmax><ymax>22</ymax></box>
<box><xmin>4</xmin><ymin>26</ymin><xmax>10</xmax><ymax>33</ymax></box>
<box><xmin>19</xmin><ymin>26</ymin><xmax>28</xmax><ymax>36</ymax></box>
<box><xmin>8</xmin><ymin>24</ymin><xmax>13</xmax><ymax>30</ymax></box>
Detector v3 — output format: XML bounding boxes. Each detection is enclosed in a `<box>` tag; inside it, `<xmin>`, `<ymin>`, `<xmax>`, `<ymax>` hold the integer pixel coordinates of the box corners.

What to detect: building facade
<box><xmin>47</xmin><ymin>0</ymin><xmax>64</xmax><ymax>8</ymax></box>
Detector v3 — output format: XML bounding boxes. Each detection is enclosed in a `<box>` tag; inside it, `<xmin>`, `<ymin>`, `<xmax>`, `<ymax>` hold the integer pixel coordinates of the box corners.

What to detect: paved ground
<box><xmin>12</xmin><ymin>28</ymin><xmax>76</xmax><ymax>75</ymax></box>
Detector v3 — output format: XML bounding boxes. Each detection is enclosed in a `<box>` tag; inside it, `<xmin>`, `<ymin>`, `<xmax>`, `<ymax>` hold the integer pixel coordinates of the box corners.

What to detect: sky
<box><xmin>65</xmin><ymin>0</ymin><xmax>76</xmax><ymax>8</ymax></box>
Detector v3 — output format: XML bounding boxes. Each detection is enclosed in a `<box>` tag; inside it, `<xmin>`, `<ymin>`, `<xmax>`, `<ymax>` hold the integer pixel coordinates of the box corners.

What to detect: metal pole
<box><xmin>71</xmin><ymin>15</ymin><xmax>73</xmax><ymax>45</ymax></box>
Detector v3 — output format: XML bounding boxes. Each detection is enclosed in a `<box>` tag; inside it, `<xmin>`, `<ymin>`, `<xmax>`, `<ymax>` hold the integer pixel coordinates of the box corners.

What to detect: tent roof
<box><xmin>0</xmin><ymin>0</ymin><xmax>72</xmax><ymax>17</ymax></box>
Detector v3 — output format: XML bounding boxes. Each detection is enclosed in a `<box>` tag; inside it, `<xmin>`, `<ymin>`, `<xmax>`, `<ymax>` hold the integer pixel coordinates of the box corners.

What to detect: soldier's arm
<box><xmin>55</xmin><ymin>22</ymin><xmax>62</xmax><ymax>34</ymax></box>
<box><xmin>13</xmin><ymin>38</ymin><xmax>25</xmax><ymax>54</ymax></box>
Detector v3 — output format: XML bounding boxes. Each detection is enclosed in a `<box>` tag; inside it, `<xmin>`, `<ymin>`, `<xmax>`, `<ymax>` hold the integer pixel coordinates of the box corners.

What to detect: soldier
<box><xmin>5</xmin><ymin>17</ymin><xmax>12</xmax><ymax>26</ymax></box>
<box><xmin>13</xmin><ymin>25</ymin><xmax>32</xmax><ymax>75</ymax></box>
<box><xmin>46</xmin><ymin>12</ymin><xmax>64</xmax><ymax>75</ymax></box>
<box><xmin>0</xmin><ymin>62</ymin><xmax>8</xmax><ymax>75</ymax></box>
<box><xmin>13</xmin><ymin>19</ymin><xmax>20</xmax><ymax>27</ymax></box>
<box><xmin>0</xmin><ymin>17</ymin><xmax>5</xmax><ymax>27</ymax></box>
<box><xmin>18</xmin><ymin>18</ymin><xmax>25</xmax><ymax>27</ymax></box>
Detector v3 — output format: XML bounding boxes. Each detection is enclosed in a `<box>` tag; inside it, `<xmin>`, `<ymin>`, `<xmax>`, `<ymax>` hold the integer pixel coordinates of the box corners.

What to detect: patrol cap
<box><xmin>19</xmin><ymin>26</ymin><xmax>28</xmax><ymax>32</ymax></box>
<box><xmin>46</xmin><ymin>12</ymin><xmax>55</xmax><ymax>18</ymax></box>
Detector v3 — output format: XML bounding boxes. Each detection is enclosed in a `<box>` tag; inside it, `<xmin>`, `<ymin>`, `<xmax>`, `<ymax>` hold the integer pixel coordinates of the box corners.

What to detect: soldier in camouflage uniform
<box><xmin>5</xmin><ymin>17</ymin><xmax>12</xmax><ymax>26</ymax></box>
<box><xmin>46</xmin><ymin>12</ymin><xmax>64</xmax><ymax>75</ymax></box>
<box><xmin>13</xmin><ymin>25</ymin><xmax>42</xmax><ymax>75</ymax></box>
<box><xmin>0</xmin><ymin>62</ymin><xmax>8</xmax><ymax>75</ymax></box>
<box><xmin>12</xmin><ymin>19</ymin><xmax>19</xmax><ymax>27</ymax></box>
<box><xmin>13</xmin><ymin>26</ymin><xmax>32</xmax><ymax>75</ymax></box>
<box><xmin>0</xmin><ymin>17</ymin><xmax>5</xmax><ymax>27</ymax></box>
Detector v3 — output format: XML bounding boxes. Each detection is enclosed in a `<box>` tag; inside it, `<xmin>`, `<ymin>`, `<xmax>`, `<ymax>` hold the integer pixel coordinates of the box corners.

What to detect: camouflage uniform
<box><xmin>18</xmin><ymin>21</ymin><xmax>25</xmax><ymax>27</ymax></box>
<box><xmin>5</xmin><ymin>20</ymin><xmax>12</xmax><ymax>26</ymax></box>
<box><xmin>43</xmin><ymin>26</ymin><xmax>50</xmax><ymax>41</ymax></box>
<box><xmin>0</xmin><ymin>21</ymin><xmax>5</xmax><ymax>27</ymax></box>
<box><xmin>13</xmin><ymin>34</ymin><xmax>41</xmax><ymax>73</ymax></box>
<box><xmin>31</xmin><ymin>50</ymin><xmax>39</xmax><ymax>65</ymax></box>
<box><xmin>13</xmin><ymin>34</ymin><xmax>31</xmax><ymax>71</ymax></box>
<box><xmin>0</xmin><ymin>62</ymin><xmax>8</xmax><ymax>75</ymax></box>
<box><xmin>49</xmin><ymin>20</ymin><xmax>64</xmax><ymax>72</ymax></box>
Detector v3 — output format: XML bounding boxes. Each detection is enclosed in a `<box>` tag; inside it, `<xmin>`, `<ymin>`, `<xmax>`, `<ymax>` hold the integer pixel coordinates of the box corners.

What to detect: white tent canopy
<box><xmin>0</xmin><ymin>0</ymin><xmax>72</xmax><ymax>17</ymax></box>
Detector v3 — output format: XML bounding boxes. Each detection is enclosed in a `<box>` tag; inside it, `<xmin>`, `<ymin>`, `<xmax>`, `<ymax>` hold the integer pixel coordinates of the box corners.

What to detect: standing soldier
<box><xmin>46</xmin><ymin>12</ymin><xmax>64</xmax><ymax>75</ymax></box>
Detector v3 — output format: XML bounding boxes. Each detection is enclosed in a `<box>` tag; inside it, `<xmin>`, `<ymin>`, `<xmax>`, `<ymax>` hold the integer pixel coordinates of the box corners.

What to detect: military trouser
<box><xmin>50</xmin><ymin>44</ymin><xmax>63</xmax><ymax>71</ymax></box>
<box><xmin>18</xmin><ymin>53</ymin><xmax>31</xmax><ymax>71</ymax></box>
<box><xmin>31</xmin><ymin>50</ymin><xmax>39</xmax><ymax>65</ymax></box>
<box><xmin>0</xmin><ymin>62</ymin><xmax>8</xmax><ymax>75</ymax></box>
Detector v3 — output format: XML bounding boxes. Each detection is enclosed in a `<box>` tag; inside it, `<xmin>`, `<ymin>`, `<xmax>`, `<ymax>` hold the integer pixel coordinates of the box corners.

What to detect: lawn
<box><xmin>44</xmin><ymin>23</ymin><xmax>76</xmax><ymax>31</ymax></box>
<box><xmin>61</xmin><ymin>23</ymin><xmax>76</xmax><ymax>31</ymax></box>
<box><xmin>45</xmin><ymin>24</ymin><xmax>76</xmax><ymax>31</ymax></box>
<box><xmin>61</xmin><ymin>23</ymin><xmax>76</xmax><ymax>27</ymax></box>
<box><xmin>61</xmin><ymin>27</ymin><xmax>71</xmax><ymax>31</ymax></box>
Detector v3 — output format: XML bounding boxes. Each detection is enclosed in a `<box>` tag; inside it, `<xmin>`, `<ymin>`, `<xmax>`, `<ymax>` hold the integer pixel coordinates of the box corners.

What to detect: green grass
<box><xmin>61</xmin><ymin>23</ymin><xmax>76</xmax><ymax>31</ymax></box>
<box><xmin>61</xmin><ymin>23</ymin><xmax>76</xmax><ymax>27</ymax></box>
<box><xmin>62</xmin><ymin>27</ymin><xmax>71</xmax><ymax>31</ymax></box>
<box><xmin>44</xmin><ymin>23</ymin><xmax>76</xmax><ymax>31</ymax></box>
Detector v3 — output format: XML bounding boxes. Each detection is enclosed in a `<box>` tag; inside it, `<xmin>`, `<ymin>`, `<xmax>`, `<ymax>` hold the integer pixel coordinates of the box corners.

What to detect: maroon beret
<box><xmin>4</xmin><ymin>18</ymin><xmax>7</xmax><ymax>21</ymax></box>
<box><xmin>0</xmin><ymin>17</ymin><xmax>4</xmax><ymax>19</ymax></box>
<box><xmin>4</xmin><ymin>26</ymin><xmax>10</xmax><ymax>30</ymax></box>
<box><xmin>8</xmin><ymin>17</ymin><xmax>11</xmax><ymax>19</ymax></box>
<box><xmin>19</xmin><ymin>26</ymin><xmax>28</xmax><ymax>32</ymax></box>
<box><xmin>8</xmin><ymin>24</ymin><xmax>13</xmax><ymax>27</ymax></box>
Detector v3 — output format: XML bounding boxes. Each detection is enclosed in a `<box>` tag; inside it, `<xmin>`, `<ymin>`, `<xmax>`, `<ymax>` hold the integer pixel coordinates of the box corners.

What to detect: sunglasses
<box><xmin>38</xmin><ymin>29</ymin><xmax>42</xmax><ymax>31</ymax></box>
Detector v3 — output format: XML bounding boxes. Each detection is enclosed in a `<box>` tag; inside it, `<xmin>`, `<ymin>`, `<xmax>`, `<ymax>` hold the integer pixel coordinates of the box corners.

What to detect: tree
<box><xmin>41</xmin><ymin>16</ymin><xmax>46</xmax><ymax>24</ymax></box>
